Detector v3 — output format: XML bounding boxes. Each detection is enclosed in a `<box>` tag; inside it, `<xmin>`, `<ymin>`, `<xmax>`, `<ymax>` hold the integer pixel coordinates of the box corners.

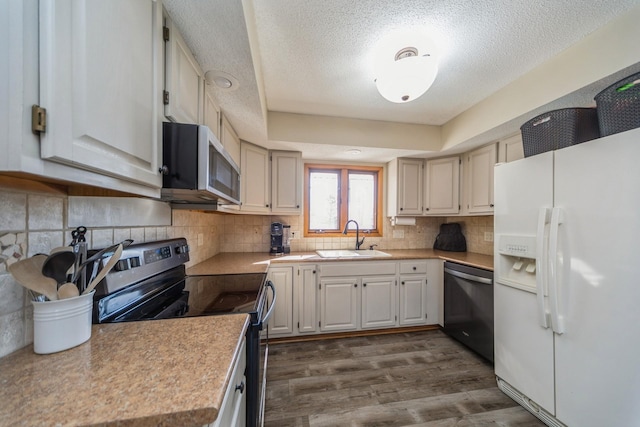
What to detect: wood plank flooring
<box><xmin>264</xmin><ymin>330</ymin><xmax>546</xmax><ymax>426</ymax></box>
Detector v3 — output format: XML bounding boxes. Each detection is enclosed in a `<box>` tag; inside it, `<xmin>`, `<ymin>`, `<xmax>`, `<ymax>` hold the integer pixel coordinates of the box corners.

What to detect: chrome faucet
<box><xmin>343</xmin><ymin>219</ymin><xmax>365</xmax><ymax>250</ymax></box>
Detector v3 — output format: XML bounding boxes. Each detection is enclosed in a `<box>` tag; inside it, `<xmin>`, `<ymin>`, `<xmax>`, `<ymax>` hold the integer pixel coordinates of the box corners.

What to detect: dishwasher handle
<box><xmin>444</xmin><ymin>267</ymin><xmax>493</xmax><ymax>285</ymax></box>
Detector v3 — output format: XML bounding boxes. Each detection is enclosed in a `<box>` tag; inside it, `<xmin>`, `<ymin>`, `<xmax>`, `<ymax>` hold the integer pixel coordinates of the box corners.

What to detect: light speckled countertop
<box><xmin>187</xmin><ymin>249</ymin><xmax>493</xmax><ymax>275</ymax></box>
<box><xmin>0</xmin><ymin>315</ymin><xmax>248</xmax><ymax>427</ymax></box>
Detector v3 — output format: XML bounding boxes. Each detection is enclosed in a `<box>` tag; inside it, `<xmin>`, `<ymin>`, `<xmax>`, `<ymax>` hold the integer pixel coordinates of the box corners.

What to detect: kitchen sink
<box><xmin>315</xmin><ymin>249</ymin><xmax>392</xmax><ymax>258</ymax></box>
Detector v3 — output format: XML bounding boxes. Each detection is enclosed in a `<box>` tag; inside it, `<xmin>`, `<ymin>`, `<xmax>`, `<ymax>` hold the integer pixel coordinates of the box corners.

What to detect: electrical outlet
<box><xmin>484</xmin><ymin>232</ymin><xmax>494</xmax><ymax>242</ymax></box>
<box><xmin>393</xmin><ymin>230</ymin><xmax>404</xmax><ymax>239</ymax></box>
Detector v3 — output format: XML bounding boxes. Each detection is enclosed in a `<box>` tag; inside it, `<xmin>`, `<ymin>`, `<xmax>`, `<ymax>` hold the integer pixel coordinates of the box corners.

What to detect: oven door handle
<box><xmin>261</xmin><ymin>280</ymin><xmax>277</xmax><ymax>327</ymax></box>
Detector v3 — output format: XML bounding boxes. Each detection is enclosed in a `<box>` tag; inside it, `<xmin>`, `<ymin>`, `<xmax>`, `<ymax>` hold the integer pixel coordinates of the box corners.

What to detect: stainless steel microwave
<box><xmin>161</xmin><ymin>122</ymin><xmax>240</xmax><ymax>206</ymax></box>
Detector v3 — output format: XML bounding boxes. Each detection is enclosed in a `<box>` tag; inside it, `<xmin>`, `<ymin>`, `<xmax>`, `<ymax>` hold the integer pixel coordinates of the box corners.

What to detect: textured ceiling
<box><xmin>162</xmin><ymin>0</ymin><xmax>639</xmax><ymax>161</ymax></box>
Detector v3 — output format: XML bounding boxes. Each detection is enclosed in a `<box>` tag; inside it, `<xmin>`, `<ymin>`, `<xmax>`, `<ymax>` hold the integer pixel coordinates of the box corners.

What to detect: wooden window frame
<box><xmin>304</xmin><ymin>164</ymin><xmax>383</xmax><ymax>237</ymax></box>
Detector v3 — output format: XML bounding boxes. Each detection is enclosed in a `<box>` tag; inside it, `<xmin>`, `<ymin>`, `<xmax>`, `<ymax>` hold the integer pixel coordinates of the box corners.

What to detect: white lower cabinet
<box><xmin>297</xmin><ymin>265</ymin><xmax>318</xmax><ymax>334</ymax></box>
<box><xmin>268</xmin><ymin>259</ymin><xmax>440</xmax><ymax>338</ymax></box>
<box><xmin>266</xmin><ymin>267</ymin><xmax>293</xmax><ymax>336</ymax></box>
<box><xmin>319</xmin><ymin>277</ymin><xmax>359</xmax><ymax>332</ymax></box>
<box><xmin>361</xmin><ymin>276</ymin><xmax>397</xmax><ymax>329</ymax></box>
<box><xmin>205</xmin><ymin>340</ymin><xmax>246</xmax><ymax>427</ymax></box>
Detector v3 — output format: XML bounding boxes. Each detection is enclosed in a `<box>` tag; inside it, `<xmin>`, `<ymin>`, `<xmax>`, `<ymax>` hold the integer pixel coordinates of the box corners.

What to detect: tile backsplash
<box><xmin>0</xmin><ymin>181</ymin><xmax>493</xmax><ymax>357</ymax></box>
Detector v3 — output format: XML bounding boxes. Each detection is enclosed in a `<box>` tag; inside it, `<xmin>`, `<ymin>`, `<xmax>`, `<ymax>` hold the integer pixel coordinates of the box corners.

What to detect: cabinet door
<box><xmin>39</xmin><ymin>0</ymin><xmax>162</xmax><ymax>188</ymax></box>
<box><xmin>320</xmin><ymin>278</ymin><xmax>359</xmax><ymax>332</ymax></box>
<box><xmin>203</xmin><ymin>90</ymin><xmax>221</xmax><ymax>140</ymax></box>
<box><xmin>498</xmin><ymin>133</ymin><xmax>525</xmax><ymax>163</ymax></box>
<box><xmin>466</xmin><ymin>143</ymin><xmax>497</xmax><ymax>214</ymax></box>
<box><xmin>271</xmin><ymin>151</ymin><xmax>302</xmax><ymax>214</ymax></box>
<box><xmin>399</xmin><ymin>276</ymin><xmax>427</xmax><ymax>326</ymax></box>
<box><xmin>424</xmin><ymin>156</ymin><xmax>460</xmax><ymax>215</ymax></box>
<box><xmin>397</xmin><ymin>159</ymin><xmax>423</xmax><ymax>215</ymax></box>
<box><xmin>267</xmin><ymin>267</ymin><xmax>293</xmax><ymax>336</ymax></box>
<box><xmin>297</xmin><ymin>265</ymin><xmax>317</xmax><ymax>334</ymax></box>
<box><xmin>164</xmin><ymin>16</ymin><xmax>203</xmax><ymax>124</ymax></box>
<box><xmin>361</xmin><ymin>276</ymin><xmax>397</xmax><ymax>329</ymax></box>
<box><xmin>221</xmin><ymin>115</ymin><xmax>241</xmax><ymax>168</ymax></box>
<box><xmin>240</xmin><ymin>142</ymin><xmax>270</xmax><ymax>213</ymax></box>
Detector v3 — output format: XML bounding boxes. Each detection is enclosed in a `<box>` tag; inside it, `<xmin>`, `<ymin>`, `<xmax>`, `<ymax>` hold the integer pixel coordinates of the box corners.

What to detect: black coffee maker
<box><xmin>270</xmin><ymin>222</ymin><xmax>290</xmax><ymax>255</ymax></box>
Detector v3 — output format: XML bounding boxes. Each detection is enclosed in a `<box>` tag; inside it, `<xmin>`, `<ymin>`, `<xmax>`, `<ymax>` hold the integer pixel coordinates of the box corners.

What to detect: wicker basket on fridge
<box><xmin>520</xmin><ymin>108</ymin><xmax>600</xmax><ymax>158</ymax></box>
<box><xmin>594</xmin><ymin>71</ymin><xmax>640</xmax><ymax>137</ymax></box>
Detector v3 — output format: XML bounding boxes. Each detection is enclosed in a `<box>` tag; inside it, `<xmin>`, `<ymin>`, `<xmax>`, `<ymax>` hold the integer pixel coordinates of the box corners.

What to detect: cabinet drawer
<box><xmin>399</xmin><ymin>260</ymin><xmax>428</xmax><ymax>275</ymax></box>
<box><xmin>319</xmin><ymin>261</ymin><xmax>396</xmax><ymax>277</ymax></box>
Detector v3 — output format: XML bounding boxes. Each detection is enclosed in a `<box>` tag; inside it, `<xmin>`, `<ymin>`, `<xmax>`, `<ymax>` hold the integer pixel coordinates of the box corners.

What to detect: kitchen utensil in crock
<box><xmin>72</xmin><ymin>239</ymin><xmax>133</xmax><ymax>284</ymax></box>
<box><xmin>42</xmin><ymin>251</ymin><xmax>76</xmax><ymax>285</ymax></box>
<box><xmin>8</xmin><ymin>254</ymin><xmax>59</xmax><ymax>301</ymax></box>
<box><xmin>82</xmin><ymin>243</ymin><xmax>123</xmax><ymax>296</ymax></box>
<box><xmin>57</xmin><ymin>282</ymin><xmax>80</xmax><ymax>299</ymax></box>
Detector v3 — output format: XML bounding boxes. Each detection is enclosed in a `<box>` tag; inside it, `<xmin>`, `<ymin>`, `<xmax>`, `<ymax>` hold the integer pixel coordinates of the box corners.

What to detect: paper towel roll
<box><xmin>390</xmin><ymin>217</ymin><xmax>416</xmax><ymax>226</ymax></box>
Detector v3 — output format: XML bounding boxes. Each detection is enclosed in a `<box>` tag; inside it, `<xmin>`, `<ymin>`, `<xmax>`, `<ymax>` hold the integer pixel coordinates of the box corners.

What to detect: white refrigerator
<box><xmin>493</xmin><ymin>127</ymin><xmax>640</xmax><ymax>427</ymax></box>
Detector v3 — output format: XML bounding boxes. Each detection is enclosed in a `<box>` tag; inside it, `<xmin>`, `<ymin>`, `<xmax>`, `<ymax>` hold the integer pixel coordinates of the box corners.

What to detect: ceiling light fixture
<box><xmin>346</xmin><ymin>149</ymin><xmax>362</xmax><ymax>155</ymax></box>
<box><xmin>205</xmin><ymin>70</ymin><xmax>239</xmax><ymax>91</ymax></box>
<box><xmin>373</xmin><ymin>30</ymin><xmax>439</xmax><ymax>103</ymax></box>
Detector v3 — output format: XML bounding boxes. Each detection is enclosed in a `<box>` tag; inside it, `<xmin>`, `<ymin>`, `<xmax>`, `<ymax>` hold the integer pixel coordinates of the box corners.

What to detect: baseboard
<box><xmin>268</xmin><ymin>324</ymin><xmax>441</xmax><ymax>344</ymax></box>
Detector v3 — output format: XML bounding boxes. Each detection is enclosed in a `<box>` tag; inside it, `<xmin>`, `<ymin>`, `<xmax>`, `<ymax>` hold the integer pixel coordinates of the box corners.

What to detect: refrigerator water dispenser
<box><xmin>496</xmin><ymin>235</ymin><xmax>538</xmax><ymax>292</ymax></box>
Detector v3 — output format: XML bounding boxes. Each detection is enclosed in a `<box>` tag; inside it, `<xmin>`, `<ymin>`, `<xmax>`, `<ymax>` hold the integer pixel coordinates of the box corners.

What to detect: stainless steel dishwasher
<box><xmin>443</xmin><ymin>261</ymin><xmax>494</xmax><ymax>363</ymax></box>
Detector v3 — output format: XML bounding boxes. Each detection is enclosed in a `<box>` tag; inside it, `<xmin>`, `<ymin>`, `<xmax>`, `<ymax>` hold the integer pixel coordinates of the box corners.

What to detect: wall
<box><xmin>220</xmin><ymin>214</ymin><xmax>493</xmax><ymax>255</ymax></box>
<box><xmin>0</xmin><ymin>181</ymin><xmax>224</xmax><ymax>358</ymax></box>
<box><xmin>1</xmin><ymin>179</ymin><xmax>492</xmax><ymax>357</ymax></box>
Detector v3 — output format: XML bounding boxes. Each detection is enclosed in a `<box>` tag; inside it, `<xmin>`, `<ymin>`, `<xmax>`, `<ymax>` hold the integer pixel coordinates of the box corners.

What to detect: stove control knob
<box><xmin>176</xmin><ymin>244</ymin><xmax>190</xmax><ymax>254</ymax></box>
<box><xmin>130</xmin><ymin>257</ymin><xmax>141</xmax><ymax>268</ymax></box>
<box><xmin>115</xmin><ymin>259</ymin><xmax>129</xmax><ymax>271</ymax></box>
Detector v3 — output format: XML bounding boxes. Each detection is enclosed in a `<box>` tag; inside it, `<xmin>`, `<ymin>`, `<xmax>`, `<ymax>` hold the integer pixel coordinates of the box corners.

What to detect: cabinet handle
<box><xmin>354</xmin><ymin>284</ymin><xmax>358</xmax><ymax>288</ymax></box>
<box><xmin>312</xmin><ymin>270</ymin><xmax>316</xmax><ymax>274</ymax></box>
<box><xmin>400</xmin><ymin>207</ymin><xmax>404</xmax><ymax>211</ymax></box>
<box><xmin>490</xmin><ymin>204</ymin><xmax>494</xmax><ymax>208</ymax></box>
<box><xmin>235</xmin><ymin>381</ymin><xmax>245</xmax><ymax>394</ymax></box>
<box><xmin>412</xmin><ymin>266</ymin><xmax>417</xmax><ymax>271</ymax></box>
<box><xmin>296</xmin><ymin>205</ymin><xmax>300</xmax><ymax>208</ymax></box>
<box><xmin>363</xmin><ymin>283</ymin><xmax>367</xmax><ymax>287</ymax></box>
<box><xmin>425</xmin><ymin>207</ymin><xmax>430</xmax><ymax>211</ymax></box>
<box><xmin>402</xmin><ymin>281</ymin><xmax>405</xmax><ymax>285</ymax></box>
<box><xmin>266</xmin><ymin>204</ymin><xmax>270</xmax><ymax>208</ymax></box>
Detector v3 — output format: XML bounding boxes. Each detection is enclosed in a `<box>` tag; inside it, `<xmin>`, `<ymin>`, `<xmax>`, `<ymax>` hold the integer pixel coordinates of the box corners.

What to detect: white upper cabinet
<box><xmin>498</xmin><ymin>133</ymin><xmax>525</xmax><ymax>163</ymax></box>
<box><xmin>38</xmin><ymin>0</ymin><xmax>162</xmax><ymax>190</ymax></box>
<box><xmin>240</xmin><ymin>142</ymin><xmax>270</xmax><ymax>213</ymax></box>
<box><xmin>424</xmin><ymin>156</ymin><xmax>460</xmax><ymax>215</ymax></box>
<box><xmin>271</xmin><ymin>151</ymin><xmax>302</xmax><ymax>214</ymax></box>
<box><xmin>163</xmin><ymin>14</ymin><xmax>203</xmax><ymax>125</ymax></box>
<box><xmin>465</xmin><ymin>143</ymin><xmax>497</xmax><ymax>214</ymax></box>
<box><xmin>221</xmin><ymin>114</ymin><xmax>241</xmax><ymax>169</ymax></box>
<box><xmin>388</xmin><ymin>158</ymin><xmax>423</xmax><ymax>216</ymax></box>
<box><xmin>203</xmin><ymin>90</ymin><xmax>221</xmax><ymax>140</ymax></box>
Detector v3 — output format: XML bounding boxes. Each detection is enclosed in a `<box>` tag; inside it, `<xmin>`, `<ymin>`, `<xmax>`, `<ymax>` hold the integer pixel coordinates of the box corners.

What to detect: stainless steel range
<box><xmin>91</xmin><ymin>238</ymin><xmax>275</xmax><ymax>427</ymax></box>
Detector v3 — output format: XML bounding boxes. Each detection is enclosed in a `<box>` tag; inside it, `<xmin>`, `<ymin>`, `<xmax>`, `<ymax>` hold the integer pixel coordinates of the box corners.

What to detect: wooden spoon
<box><xmin>8</xmin><ymin>255</ymin><xmax>59</xmax><ymax>301</ymax></box>
<box><xmin>82</xmin><ymin>244</ymin><xmax>123</xmax><ymax>296</ymax></box>
<box><xmin>57</xmin><ymin>282</ymin><xmax>80</xmax><ymax>299</ymax></box>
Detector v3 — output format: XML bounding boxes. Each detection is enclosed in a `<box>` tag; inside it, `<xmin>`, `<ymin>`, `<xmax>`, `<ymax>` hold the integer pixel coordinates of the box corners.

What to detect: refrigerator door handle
<box><xmin>536</xmin><ymin>207</ymin><xmax>550</xmax><ymax>329</ymax></box>
<box><xmin>548</xmin><ymin>207</ymin><xmax>565</xmax><ymax>334</ymax></box>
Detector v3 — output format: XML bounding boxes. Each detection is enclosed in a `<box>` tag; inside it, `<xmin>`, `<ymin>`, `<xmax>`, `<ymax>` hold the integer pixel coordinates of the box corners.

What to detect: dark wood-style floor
<box><xmin>264</xmin><ymin>329</ymin><xmax>546</xmax><ymax>426</ymax></box>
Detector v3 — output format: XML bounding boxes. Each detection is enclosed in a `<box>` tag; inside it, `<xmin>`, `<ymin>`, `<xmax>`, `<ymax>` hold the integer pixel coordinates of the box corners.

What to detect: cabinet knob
<box><xmin>363</xmin><ymin>283</ymin><xmax>367</xmax><ymax>287</ymax></box>
<box><xmin>158</xmin><ymin>165</ymin><xmax>169</xmax><ymax>175</ymax></box>
<box><xmin>312</xmin><ymin>270</ymin><xmax>316</xmax><ymax>274</ymax></box>
<box><xmin>266</xmin><ymin>204</ymin><xmax>270</xmax><ymax>208</ymax></box>
<box><xmin>490</xmin><ymin>204</ymin><xmax>494</xmax><ymax>208</ymax></box>
<box><xmin>412</xmin><ymin>266</ymin><xmax>417</xmax><ymax>271</ymax></box>
<box><xmin>402</xmin><ymin>281</ymin><xmax>405</xmax><ymax>285</ymax></box>
<box><xmin>235</xmin><ymin>381</ymin><xmax>245</xmax><ymax>394</ymax></box>
<box><xmin>400</xmin><ymin>207</ymin><xmax>404</xmax><ymax>211</ymax></box>
<box><xmin>296</xmin><ymin>205</ymin><xmax>300</xmax><ymax>208</ymax></box>
<box><xmin>425</xmin><ymin>207</ymin><xmax>430</xmax><ymax>211</ymax></box>
<box><xmin>354</xmin><ymin>284</ymin><xmax>357</xmax><ymax>288</ymax></box>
